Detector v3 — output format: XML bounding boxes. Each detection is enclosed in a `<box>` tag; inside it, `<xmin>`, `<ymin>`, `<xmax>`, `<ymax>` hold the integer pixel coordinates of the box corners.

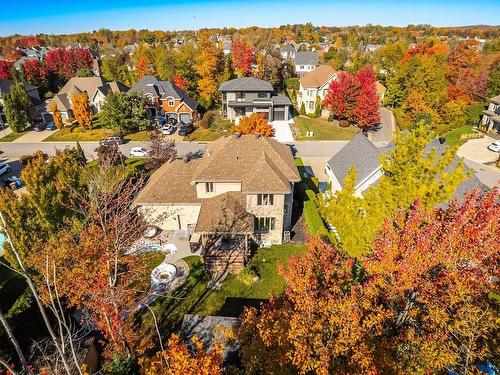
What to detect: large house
<box><xmin>298</xmin><ymin>65</ymin><xmax>338</xmax><ymax>115</ymax></box>
<box><xmin>481</xmin><ymin>94</ymin><xmax>500</xmax><ymax>133</ymax></box>
<box><xmin>48</xmin><ymin>77</ymin><xmax>128</xmax><ymax>121</ymax></box>
<box><xmin>292</xmin><ymin>51</ymin><xmax>319</xmax><ymax>77</ymax></box>
<box><xmin>220</xmin><ymin>77</ymin><xmax>291</xmax><ymax>122</ymax></box>
<box><xmin>129</xmin><ymin>76</ymin><xmax>199</xmax><ymax>123</ymax></box>
<box><xmin>135</xmin><ymin>135</ymin><xmax>300</xmax><ymax>273</ymax></box>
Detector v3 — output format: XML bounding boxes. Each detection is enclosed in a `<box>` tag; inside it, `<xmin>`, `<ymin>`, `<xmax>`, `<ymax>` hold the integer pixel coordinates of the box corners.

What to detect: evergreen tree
<box><xmin>75</xmin><ymin>141</ymin><xmax>87</xmax><ymax>166</ymax></box>
<box><xmin>3</xmin><ymin>83</ymin><xmax>32</xmax><ymax>132</ymax></box>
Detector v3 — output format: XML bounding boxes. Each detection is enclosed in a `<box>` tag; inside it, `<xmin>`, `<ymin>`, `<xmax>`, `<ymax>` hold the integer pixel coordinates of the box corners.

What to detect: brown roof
<box><xmin>300</xmin><ymin>65</ymin><xmax>337</xmax><ymax>89</ymax></box>
<box><xmin>491</xmin><ymin>95</ymin><xmax>500</xmax><ymax>105</ymax></box>
<box><xmin>193</xmin><ymin>135</ymin><xmax>300</xmax><ymax>193</ymax></box>
<box><xmin>135</xmin><ymin>159</ymin><xmax>201</xmax><ymax>205</ymax></box>
<box><xmin>195</xmin><ymin>192</ymin><xmax>254</xmax><ymax>234</ymax></box>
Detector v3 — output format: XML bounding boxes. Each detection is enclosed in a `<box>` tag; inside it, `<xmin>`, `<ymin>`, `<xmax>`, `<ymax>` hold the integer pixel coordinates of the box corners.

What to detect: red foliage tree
<box><xmin>0</xmin><ymin>60</ymin><xmax>13</xmax><ymax>80</ymax></box>
<box><xmin>173</xmin><ymin>75</ymin><xmax>188</xmax><ymax>90</ymax></box>
<box><xmin>23</xmin><ymin>59</ymin><xmax>47</xmax><ymax>87</ymax></box>
<box><xmin>354</xmin><ymin>66</ymin><xmax>380</xmax><ymax>128</ymax></box>
<box><xmin>323</xmin><ymin>71</ymin><xmax>360</xmax><ymax>122</ymax></box>
<box><xmin>44</xmin><ymin>48</ymin><xmax>93</xmax><ymax>81</ymax></box>
<box><xmin>231</xmin><ymin>39</ymin><xmax>254</xmax><ymax>76</ymax></box>
<box><xmin>14</xmin><ymin>36</ymin><xmax>44</xmax><ymax>48</ymax></box>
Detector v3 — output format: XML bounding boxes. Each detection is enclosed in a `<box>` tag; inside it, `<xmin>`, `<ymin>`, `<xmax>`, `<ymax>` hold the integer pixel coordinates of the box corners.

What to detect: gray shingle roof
<box><xmin>293</xmin><ymin>51</ymin><xmax>319</xmax><ymax>66</ymax></box>
<box><xmin>128</xmin><ymin>75</ymin><xmax>198</xmax><ymax>109</ymax></box>
<box><xmin>327</xmin><ymin>133</ymin><xmax>381</xmax><ymax>187</ymax></box>
<box><xmin>270</xmin><ymin>94</ymin><xmax>292</xmax><ymax>106</ymax></box>
<box><xmin>219</xmin><ymin>77</ymin><xmax>274</xmax><ymax>92</ymax></box>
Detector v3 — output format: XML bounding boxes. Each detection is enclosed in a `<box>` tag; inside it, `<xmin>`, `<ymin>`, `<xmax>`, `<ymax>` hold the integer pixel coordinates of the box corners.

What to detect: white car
<box><xmin>487</xmin><ymin>141</ymin><xmax>500</xmax><ymax>153</ymax></box>
<box><xmin>0</xmin><ymin>162</ymin><xmax>11</xmax><ymax>176</ymax></box>
<box><xmin>129</xmin><ymin>147</ymin><xmax>149</xmax><ymax>157</ymax></box>
<box><xmin>161</xmin><ymin>124</ymin><xmax>175</xmax><ymax>135</ymax></box>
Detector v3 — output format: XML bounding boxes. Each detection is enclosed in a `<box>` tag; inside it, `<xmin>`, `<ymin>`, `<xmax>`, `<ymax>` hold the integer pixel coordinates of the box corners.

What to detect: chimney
<box><xmin>255</xmin><ymin>132</ymin><xmax>261</xmax><ymax>138</ymax></box>
<box><xmin>438</xmin><ymin>136</ymin><xmax>446</xmax><ymax>144</ymax></box>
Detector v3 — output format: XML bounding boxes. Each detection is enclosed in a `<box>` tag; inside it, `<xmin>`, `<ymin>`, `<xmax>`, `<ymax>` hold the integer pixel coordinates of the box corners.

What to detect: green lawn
<box><xmin>124</xmin><ymin>130</ymin><xmax>151</xmax><ymax>142</ymax></box>
<box><xmin>44</xmin><ymin>126</ymin><xmax>117</xmax><ymax>142</ymax></box>
<box><xmin>142</xmin><ymin>244</ymin><xmax>307</xmax><ymax>336</ymax></box>
<box><xmin>184</xmin><ymin>128</ymin><xmax>226</xmax><ymax>142</ymax></box>
<box><xmin>294</xmin><ymin>116</ymin><xmax>359</xmax><ymax>140</ymax></box>
<box><xmin>442</xmin><ymin>124</ymin><xmax>475</xmax><ymax>147</ymax></box>
<box><xmin>0</xmin><ymin>131</ymin><xmax>28</xmax><ymax>142</ymax></box>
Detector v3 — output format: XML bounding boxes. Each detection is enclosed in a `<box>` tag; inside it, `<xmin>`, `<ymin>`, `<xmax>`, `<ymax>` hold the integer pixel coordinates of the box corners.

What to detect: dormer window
<box><xmin>257</xmin><ymin>194</ymin><xmax>274</xmax><ymax>205</ymax></box>
<box><xmin>168</xmin><ymin>98</ymin><xmax>174</xmax><ymax>106</ymax></box>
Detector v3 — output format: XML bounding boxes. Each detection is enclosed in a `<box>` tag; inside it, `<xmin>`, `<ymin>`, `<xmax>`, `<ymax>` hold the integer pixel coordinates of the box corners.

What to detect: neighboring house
<box><xmin>128</xmin><ymin>75</ymin><xmax>199</xmax><ymax>123</ymax></box>
<box><xmin>325</xmin><ymin>134</ymin><xmax>489</xmax><ymax>202</ymax></box>
<box><xmin>481</xmin><ymin>94</ymin><xmax>500</xmax><ymax>133</ymax></box>
<box><xmin>325</xmin><ymin>133</ymin><xmax>388</xmax><ymax>197</ymax></box>
<box><xmin>13</xmin><ymin>56</ymin><xmax>39</xmax><ymax>70</ymax></box>
<box><xmin>292</xmin><ymin>51</ymin><xmax>319</xmax><ymax>77</ymax></box>
<box><xmin>135</xmin><ymin>134</ymin><xmax>301</xmax><ymax>273</ymax></box>
<box><xmin>365</xmin><ymin>44</ymin><xmax>381</xmax><ymax>52</ymax></box>
<box><xmin>0</xmin><ymin>79</ymin><xmax>43</xmax><ymax>123</ymax></box>
<box><xmin>18</xmin><ymin>45</ymin><xmax>49</xmax><ymax>60</ymax></box>
<box><xmin>48</xmin><ymin>77</ymin><xmax>128</xmax><ymax>121</ymax></box>
<box><xmin>220</xmin><ymin>77</ymin><xmax>291</xmax><ymax>122</ymax></box>
<box><xmin>297</xmin><ymin>65</ymin><xmax>338</xmax><ymax>115</ymax></box>
<box><xmin>280</xmin><ymin>43</ymin><xmax>296</xmax><ymax>59</ymax></box>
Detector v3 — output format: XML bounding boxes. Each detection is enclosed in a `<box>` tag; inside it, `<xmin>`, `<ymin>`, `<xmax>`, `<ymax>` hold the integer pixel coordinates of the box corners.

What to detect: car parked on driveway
<box><xmin>0</xmin><ymin>162</ymin><xmax>11</xmax><ymax>176</ymax></box>
<box><xmin>0</xmin><ymin>175</ymin><xmax>23</xmax><ymax>190</ymax></box>
<box><xmin>45</xmin><ymin>122</ymin><xmax>56</xmax><ymax>131</ymax></box>
<box><xmin>33</xmin><ymin>123</ymin><xmax>46</xmax><ymax>132</ymax></box>
<box><xmin>99</xmin><ymin>136</ymin><xmax>124</xmax><ymax>146</ymax></box>
<box><xmin>129</xmin><ymin>146</ymin><xmax>149</xmax><ymax>157</ymax></box>
<box><xmin>178</xmin><ymin>123</ymin><xmax>195</xmax><ymax>136</ymax></box>
<box><xmin>161</xmin><ymin>124</ymin><xmax>176</xmax><ymax>135</ymax></box>
<box><xmin>487</xmin><ymin>141</ymin><xmax>500</xmax><ymax>152</ymax></box>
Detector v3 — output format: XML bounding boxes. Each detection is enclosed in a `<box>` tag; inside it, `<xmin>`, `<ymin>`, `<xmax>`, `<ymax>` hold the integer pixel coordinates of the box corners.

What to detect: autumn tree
<box><xmin>195</xmin><ymin>31</ymin><xmax>224</xmax><ymax>108</ymax></box>
<box><xmin>22</xmin><ymin>59</ymin><xmax>47</xmax><ymax>88</ymax></box>
<box><xmin>353</xmin><ymin>66</ymin><xmax>380</xmax><ymax>128</ymax></box>
<box><xmin>135</xmin><ymin>54</ymin><xmax>155</xmax><ymax>79</ymax></box>
<box><xmin>231</xmin><ymin>38</ymin><xmax>254</xmax><ymax>77</ymax></box>
<box><xmin>238</xmin><ymin>190</ymin><xmax>499</xmax><ymax>374</ymax></box>
<box><xmin>3</xmin><ymin>83</ymin><xmax>32</xmax><ymax>132</ymax></box>
<box><xmin>139</xmin><ymin>334</ymin><xmax>224</xmax><ymax>375</ymax></box>
<box><xmin>322</xmin><ymin>71</ymin><xmax>360</xmax><ymax>122</ymax></box>
<box><xmin>233</xmin><ymin>113</ymin><xmax>274</xmax><ymax>137</ymax></box>
<box><xmin>145</xmin><ymin>132</ymin><xmax>177</xmax><ymax>170</ymax></box>
<box><xmin>71</xmin><ymin>92</ymin><xmax>93</xmax><ymax>129</ymax></box>
<box><xmin>49</xmin><ymin>101</ymin><xmax>63</xmax><ymax>129</ymax></box>
<box><xmin>319</xmin><ymin>123</ymin><xmax>468</xmax><ymax>258</ymax></box>
<box><xmin>0</xmin><ymin>60</ymin><xmax>13</xmax><ymax>80</ymax></box>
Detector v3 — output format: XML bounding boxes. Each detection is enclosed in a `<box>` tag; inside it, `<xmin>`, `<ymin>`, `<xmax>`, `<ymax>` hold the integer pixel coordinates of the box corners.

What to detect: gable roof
<box><xmin>293</xmin><ymin>51</ymin><xmax>319</xmax><ymax>66</ymax></box>
<box><xmin>300</xmin><ymin>65</ymin><xmax>337</xmax><ymax>89</ymax></box>
<box><xmin>128</xmin><ymin>75</ymin><xmax>198</xmax><ymax>109</ymax></box>
<box><xmin>219</xmin><ymin>77</ymin><xmax>274</xmax><ymax>92</ymax></box>
<box><xmin>490</xmin><ymin>95</ymin><xmax>500</xmax><ymax>105</ymax></box>
<box><xmin>326</xmin><ymin>133</ymin><xmax>381</xmax><ymax>188</ymax></box>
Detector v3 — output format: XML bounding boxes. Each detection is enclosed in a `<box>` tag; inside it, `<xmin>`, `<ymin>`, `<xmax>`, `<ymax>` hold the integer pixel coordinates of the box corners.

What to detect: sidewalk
<box><xmin>12</xmin><ymin>130</ymin><xmax>57</xmax><ymax>143</ymax></box>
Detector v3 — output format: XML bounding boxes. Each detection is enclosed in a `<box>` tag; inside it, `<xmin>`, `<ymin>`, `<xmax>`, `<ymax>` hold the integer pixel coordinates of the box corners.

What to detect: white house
<box><xmin>292</xmin><ymin>51</ymin><xmax>319</xmax><ymax>77</ymax></box>
<box><xmin>297</xmin><ymin>65</ymin><xmax>338</xmax><ymax>115</ymax></box>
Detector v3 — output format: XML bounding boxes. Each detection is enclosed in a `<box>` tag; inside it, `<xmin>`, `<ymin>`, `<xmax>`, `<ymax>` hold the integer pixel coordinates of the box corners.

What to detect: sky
<box><xmin>1</xmin><ymin>0</ymin><xmax>499</xmax><ymax>36</ymax></box>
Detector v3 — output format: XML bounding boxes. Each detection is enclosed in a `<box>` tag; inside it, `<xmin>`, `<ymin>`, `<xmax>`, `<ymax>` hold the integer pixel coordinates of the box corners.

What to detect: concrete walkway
<box><xmin>369</xmin><ymin>107</ymin><xmax>395</xmax><ymax>147</ymax></box>
<box><xmin>12</xmin><ymin>130</ymin><xmax>57</xmax><ymax>143</ymax></box>
<box><xmin>271</xmin><ymin>120</ymin><xmax>295</xmax><ymax>143</ymax></box>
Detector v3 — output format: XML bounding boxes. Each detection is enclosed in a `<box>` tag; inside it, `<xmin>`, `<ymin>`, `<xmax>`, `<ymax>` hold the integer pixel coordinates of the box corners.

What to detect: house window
<box><xmin>205</xmin><ymin>182</ymin><xmax>214</xmax><ymax>193</ymax></box>
<box><xmin>168</xmin><ymin>99</ymin><xmax>174</xmax><ymax>106</ymax></box>
<box><xmin>257</xmin><ymin>194</ymin><xmax>274</xmax><ymax>205</ymax></box>
<box><xmin>257</xmin><ymin>92</ymin><xmax>267</xmax><ymax>99</ymax></box>
<box><xmin>299</xmin><ymin>65</ymin><xmax>305</xmax><ymax>70</ymax></box>
<box><xmin>254</xmin><ymin>217</ymin><xmax>276</xmax><ymax>231</ymax></box>
<box><xmin>236</xmin><ymin>92</ymin><xmax>245</xmax><ymax>100</ymax></box>
<box><xmin>222</xmin><ymin>93</ymin><xmax>227</xmax><ymax>101</ymax></box>
<box><xmin>308</xmin><ymin>101</ymin><xmax>315</xmax><ymax>110</ymax></box>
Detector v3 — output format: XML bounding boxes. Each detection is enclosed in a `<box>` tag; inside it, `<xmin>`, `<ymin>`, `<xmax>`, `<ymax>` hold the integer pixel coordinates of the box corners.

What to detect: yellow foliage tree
<box><xmin>233</xmin><ymin>113</ymin><xmax>274</xmax><ymax>137</ymax></box>
<box><xmin>71</xmin><ymin>92</ymin><xmax>93</xmax><ymax>130</ymax></box>
<box><xmin>48</xmin><ymin>101</ymin><xmax>63</xmax><ymax>129</ymax></box>
<box><xmin>195</xmin><ymin>31</ymin><xmax>223</xmax><ymax>108</ymax></box>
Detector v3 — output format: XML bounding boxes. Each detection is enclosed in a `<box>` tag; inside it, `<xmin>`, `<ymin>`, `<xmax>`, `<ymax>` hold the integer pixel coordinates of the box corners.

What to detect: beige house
<box><xmin>135</xmin><ymin>135</ymin><xmax>300</xmax><ymax>273</ymax></box>
<box><xmin>48</xmin><ymin>77</ymin><xmax>128</xmax><ymax>121</ymax></box>
<box><xmin>297</xmin><ymin>65</ymin><xmax>338</xmax><ymax>115</ymax></box>
<box><xmin>481</xmin><ymin>94</ymin><xmax>500</xmax><ymax>133</ymax></box>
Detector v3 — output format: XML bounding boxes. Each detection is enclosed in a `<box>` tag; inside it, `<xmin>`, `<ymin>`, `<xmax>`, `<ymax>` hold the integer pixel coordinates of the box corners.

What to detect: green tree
<box><xmin>319</xmin><ymin>123</ymin><xmax>468</xmax><ymax>257</ymax></box>
<box><xmin>487</xmin><ymin>61</ymin><xmax>500</xmax><ymax>98</ymax></box>
<box><xmin>99</xmin><ymin>92</ymin><xmax>151</xmax><ymax>132</ymax></box>
<box><xmin>299</xmin><ymin>102</ymin><xmax>306</xmax><ymax>115</ymax></box>
<box><xmin>3</xmin><ymin>83</ymin><xmax>32</xmax><ymax>132</ymax></box>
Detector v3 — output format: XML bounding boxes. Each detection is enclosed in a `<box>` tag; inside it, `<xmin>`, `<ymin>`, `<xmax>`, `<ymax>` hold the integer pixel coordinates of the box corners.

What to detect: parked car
<box><xmin>0</xmin><ymin>162</ymin><xmax>11</xmax><ymax>176</ymax></box>
<box><xmin>45</xmin><ymin>121</ymin><xmax>56</xmax><ymax>131</ymax></box>
<box><xmin>161</xmin><ymin>124</ymin><xmax>176</xmax><ymax>135</ymax></box>
<box><xmin>99</xmin><ymin>136</ymin><xmax>124</xmax><ymax>146</ymax></box>
<box><xmin>129</xmin><ymin>146</ymin><xmax>149</xmax><ymax>157</ymax></box>
<box><xmin>487</xmin><ymin>141</ymin><xmax>500</xmax><ymax>152</ymax></box>
<box><xmin>166</xmin><ymin>116</ymin><xmax>178</xmax><ymax>126</ymax></box>
<box><xmin>178</xmin><ymin>123</ymin><xmax>195</xmax><ymax>136</ymax></box>
<box><xmin>33</xmin><ymin>123</ymin><xmax>46</xmax><ymax>132</ymax></box>
<box><xmin>0</xmin><ymin>176</ymin><xmax>23</xmax><ymax>190</ymax></box>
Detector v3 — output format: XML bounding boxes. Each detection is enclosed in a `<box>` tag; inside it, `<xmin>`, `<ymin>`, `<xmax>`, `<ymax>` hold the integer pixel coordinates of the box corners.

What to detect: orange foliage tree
<box><xmin>135</xmin><ymin>54</ymin><xmax>155</xmax><ymax>79</ymax></box>
<box><xmin>48</xmin><ymin>101</ymin><xmax>63</xmax><ymax>129</ymax></box>
<box><xmin>233</xmin><ymin>113</ymin><xmax>274</xmax><ymax>137</ymax></box>
<box><xmin>237</xmin><ymin>189</ymin><xmax>499</xmax><ymax>374</ymax></box>
<box><xmin>71</xmin><ymin>92</ymin><xmax>93</xmax><ymax>129</ymax></box>
<box><xmin>139</xmin><ymin>334</ymin><xmax>223</xmax><ymax>375</ymax></box>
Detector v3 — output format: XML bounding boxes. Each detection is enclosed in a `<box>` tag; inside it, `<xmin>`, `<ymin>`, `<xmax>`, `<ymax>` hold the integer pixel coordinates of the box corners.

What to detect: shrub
<box><xmin>339</xmin><ymin>120</ymin><xmax>350</xmax><ymax>128</ymax></box>
<box><xmin>299</xmin><ymin>102</ymin><xmax>306</xmax><ymax>115</ymax></box>
<box><xmin>285</xmin><ymin>78</ymin><xmax>300</xmax><ymax>90</ymax></box>
<box><xmin>199</xmin><ymin>110</ymin><xmax>216</xmax><ymax>129</ymax></box>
